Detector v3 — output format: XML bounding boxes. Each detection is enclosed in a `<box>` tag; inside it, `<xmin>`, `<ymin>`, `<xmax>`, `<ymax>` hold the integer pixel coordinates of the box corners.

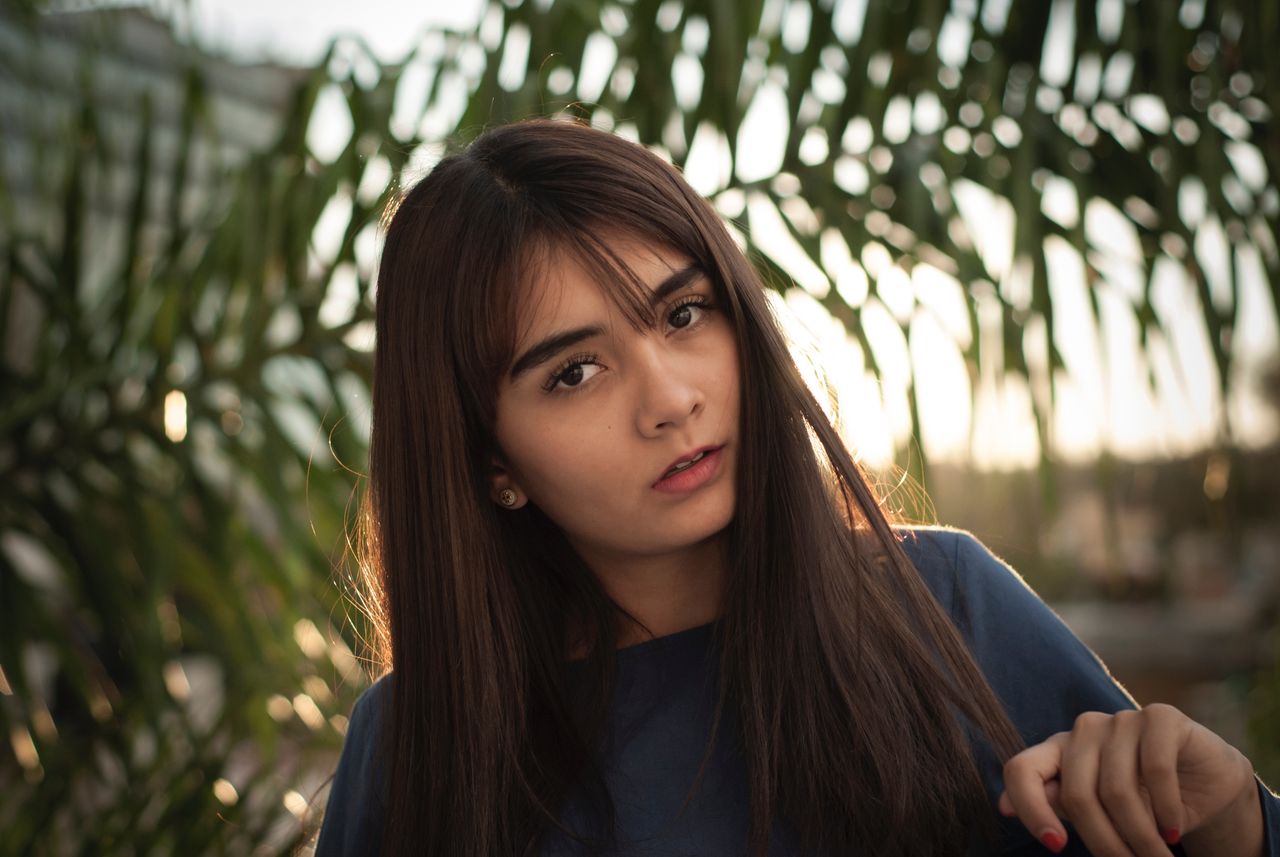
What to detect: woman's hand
<box><xmin>997</xmin><ymin>704</ymin><xmax>1263</xmax><ymax>856</ymax></box>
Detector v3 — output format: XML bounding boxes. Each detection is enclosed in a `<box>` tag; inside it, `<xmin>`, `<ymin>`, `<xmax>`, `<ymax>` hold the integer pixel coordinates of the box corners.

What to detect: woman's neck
<box><xmin>570</xmin><ymin>532</ymin><xmax>728</xmax><ymax>652</ymax></box>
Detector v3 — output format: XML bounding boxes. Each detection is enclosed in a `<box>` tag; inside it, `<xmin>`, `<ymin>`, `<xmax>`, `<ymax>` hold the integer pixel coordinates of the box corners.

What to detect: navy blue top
<box><xmin>315</xmin><ymin>528</ymin><xmax>1280</xmax><ymax>855</ymax></box>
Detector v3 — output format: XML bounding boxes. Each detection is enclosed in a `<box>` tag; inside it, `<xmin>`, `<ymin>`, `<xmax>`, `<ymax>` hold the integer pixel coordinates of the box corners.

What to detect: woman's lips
<box><xmin>652</xmin><ymin>445</ymin><xmax>724</xmax><ymax>493</ymax></box>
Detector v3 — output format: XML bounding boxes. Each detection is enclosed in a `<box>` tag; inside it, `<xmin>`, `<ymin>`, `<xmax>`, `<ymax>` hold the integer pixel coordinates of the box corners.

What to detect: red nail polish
<box><xmin>1161</xmin><ymin>828</ymin><xmax>1181</xmax><ymax>845</ymax></box>
<box><xmin>1040</xmin><ymin>830</ymin><xmax>1066</xmax><ymax>853</ymax></box>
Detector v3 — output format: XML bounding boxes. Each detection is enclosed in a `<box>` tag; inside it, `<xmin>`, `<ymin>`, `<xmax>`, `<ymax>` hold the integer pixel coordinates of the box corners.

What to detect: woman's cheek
<box><xmin>526</xmin><ymin>432</ymin><xmax>619</xmax><ymax>504</ymax></box>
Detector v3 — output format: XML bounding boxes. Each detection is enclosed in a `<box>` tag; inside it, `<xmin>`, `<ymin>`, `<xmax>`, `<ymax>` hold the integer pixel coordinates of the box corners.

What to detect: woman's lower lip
<box><xmin>652</xmin><ymin>447</ymin><xmax>723</xmax><ymax>493</ymax></box>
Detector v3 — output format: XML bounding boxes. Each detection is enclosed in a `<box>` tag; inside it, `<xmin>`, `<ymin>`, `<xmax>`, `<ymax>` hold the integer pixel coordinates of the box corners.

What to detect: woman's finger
<box><xmin>999</xmin><ymin>779</ymin><xmax>1063</xmax><ymax>818</ymax></box>
<box><xmin>1096</xmin><ymin>709</ymin><xmax>1170</xmax><ymax>857</ymax></box>
<box><xmin>1057</xmin><ymin>712</ymin><xmax>1137</xmax><ymax>857</ymax></box>
<box><xmin>1001</xmin><ymin>733</ymin><xmax>1073</xmax><ymax>852</ymax></box>
<box><xmin>1138</xmin><ymin>704</ymin><xmax>1189</xmax><ymax>846</ymax></box>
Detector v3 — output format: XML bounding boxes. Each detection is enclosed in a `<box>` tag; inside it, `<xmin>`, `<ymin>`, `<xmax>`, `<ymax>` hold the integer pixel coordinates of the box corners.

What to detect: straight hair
<box><xmin>353</xmin><ymin>117</ymin><xmax>1025</xmax><ymax>857</ymax></box>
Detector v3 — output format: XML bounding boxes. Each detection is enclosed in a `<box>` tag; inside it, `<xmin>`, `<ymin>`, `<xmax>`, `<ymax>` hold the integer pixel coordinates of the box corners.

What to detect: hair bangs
<box><xmin>476</xmin><ymin>212</ymin><xmax>735</xmax><ymax>425</ymax></box>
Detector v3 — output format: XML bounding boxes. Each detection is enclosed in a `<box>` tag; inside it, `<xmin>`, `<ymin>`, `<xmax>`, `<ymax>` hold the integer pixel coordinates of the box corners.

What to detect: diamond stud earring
<box><xmin>499</xmin><ymin>489</ymin><xmax>518</xmax><ymax>508</ymax></box>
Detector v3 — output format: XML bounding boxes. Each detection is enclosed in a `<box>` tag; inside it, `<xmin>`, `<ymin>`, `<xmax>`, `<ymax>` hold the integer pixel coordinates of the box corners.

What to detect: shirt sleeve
<box><xmin>945</xmin><ymin>530</ymin><xmax>1136</xmax><ymax>740</ymax></box>
<box><xmin>915</xmin><ymin>529</ymin><xmax>1280</xmax><ymax>857</ymax></box>
<box><xmin>314</xmin><ymin>678</ymin><xmax>389</xmax><ymax>857</ymax></box>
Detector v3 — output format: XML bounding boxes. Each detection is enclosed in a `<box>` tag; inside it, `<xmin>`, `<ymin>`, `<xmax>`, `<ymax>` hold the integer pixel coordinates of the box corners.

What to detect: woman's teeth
<box><xmin>667</xmin><ymin>450</ymin><xmax>707</xmax><ymax>476</ymax></box>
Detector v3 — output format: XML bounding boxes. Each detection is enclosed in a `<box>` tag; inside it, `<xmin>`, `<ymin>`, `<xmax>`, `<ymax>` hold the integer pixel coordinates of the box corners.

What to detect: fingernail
<box><xmin>1040</xmin><ymin>829</ymin><xmax>1066</xmax><ymax>853</ymax></box>
<box><xmin>1161</xmin><ymin>828</ymin><xmax>1181</xmax><ymax>845</ymax></box>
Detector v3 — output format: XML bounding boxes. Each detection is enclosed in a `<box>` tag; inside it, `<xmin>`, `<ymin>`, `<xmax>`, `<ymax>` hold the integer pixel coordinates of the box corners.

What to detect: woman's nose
<box><xmin>632</xmin><ymin>340</ymin><xmax>703</xmax><ymax>436</ymax></box>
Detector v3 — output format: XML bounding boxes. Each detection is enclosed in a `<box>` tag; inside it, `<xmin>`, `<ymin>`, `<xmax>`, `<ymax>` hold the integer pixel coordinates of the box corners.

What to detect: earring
<box><xmin>498</xmin><ymin>489</ymin><xmax>518</xmax><ymax>508</ymax></box>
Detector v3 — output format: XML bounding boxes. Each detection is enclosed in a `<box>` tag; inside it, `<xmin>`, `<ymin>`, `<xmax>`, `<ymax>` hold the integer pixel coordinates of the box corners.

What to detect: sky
<box><xmin>173</xmin><ymin>0</ymin><xmax>1280</xmax><ymax>470</ymax></box>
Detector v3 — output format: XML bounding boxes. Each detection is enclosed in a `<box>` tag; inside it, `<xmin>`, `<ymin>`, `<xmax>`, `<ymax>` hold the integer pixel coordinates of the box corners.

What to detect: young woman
<box><xmin>313</xmin><ymin>118</ymin><xmax>1278</xmax><ymax>857</ymax></box>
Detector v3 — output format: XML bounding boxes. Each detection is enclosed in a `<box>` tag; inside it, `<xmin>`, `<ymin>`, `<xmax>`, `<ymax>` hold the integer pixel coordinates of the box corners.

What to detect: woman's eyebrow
<box><xmin>507</xmin><ymin>264</ymin><xmax>704</xmax><ymax>382</ymax></box>
<box><xmin>647</xmin><ymin>264</ymin><xmax>703</xmax><ymax>307</ymax></box>
<box><xmin>508</xmin><ymin>324</ymin><xmax>606</xmax><ymax>382</ymax></box>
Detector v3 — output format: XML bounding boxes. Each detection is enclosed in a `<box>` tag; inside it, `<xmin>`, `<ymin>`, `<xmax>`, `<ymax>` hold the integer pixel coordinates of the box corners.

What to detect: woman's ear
<box><xmin>488</xmin><ymin>455</ymin><xmax>527</xmax><ymax>510</ymax></box>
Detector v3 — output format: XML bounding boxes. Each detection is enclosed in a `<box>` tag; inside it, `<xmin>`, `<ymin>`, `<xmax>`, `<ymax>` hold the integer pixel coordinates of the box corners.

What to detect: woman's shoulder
<box><xmin>892</xmin><ymin>524</ymin><xmax>1082</xmax><ymax>651</ymax></box>
<box><xmin>348</xmin><ymin>671</ymin><xmax>394</xmax><ymax>726</ymax></box>
<box><xmin>895</xmin><ymin>524</ymin><xmax>1137</xmax><ymax>722</ymax></box>
<box><xmin>313</xmin><ymin>673</ymin><xmax>395</xmax><ymax>856</ymax></box>
<box><xmin>333</xmin><ymin>671</ymin><xmax>395</xmax><ymax>783</ymax></box>
<box><xmin>893</xmin><ymin>523</ymin><xmax>975</xmax><ymax>566</ymax></box>
<box><xmin>892</xmin><ymin>524</ymin><xmax>1012</xmax><ymax>614</ymax></box>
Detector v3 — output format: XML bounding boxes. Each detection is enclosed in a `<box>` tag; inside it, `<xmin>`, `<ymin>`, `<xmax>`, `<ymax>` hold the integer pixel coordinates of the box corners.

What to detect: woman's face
<box><xmin>490</xmin><ymin>234</ymin><xmax>739</xmax><ymax>569</ymax></box>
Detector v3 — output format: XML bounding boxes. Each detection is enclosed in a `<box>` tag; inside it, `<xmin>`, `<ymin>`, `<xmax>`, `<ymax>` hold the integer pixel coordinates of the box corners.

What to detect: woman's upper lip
<box><xmin>656</xmin><ymin>444</ymin><xmax>723</xmax><ymax>483</ymax></box>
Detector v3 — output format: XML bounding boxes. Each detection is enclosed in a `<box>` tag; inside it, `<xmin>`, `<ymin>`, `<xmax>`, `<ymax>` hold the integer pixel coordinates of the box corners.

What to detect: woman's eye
<box><xmin>545</xmin><ymin>356</ymin><xmax>604</xmax><ymax>393</ymax></box>
<box><xmin>559</xmin><ymin>364</ymin><xmax>586</xmax><ymax>386</ymax></box>
<box><xmin>668</xmin><ymin>299</ymin><xmax>710</xmax><ymax>330</ymax></box>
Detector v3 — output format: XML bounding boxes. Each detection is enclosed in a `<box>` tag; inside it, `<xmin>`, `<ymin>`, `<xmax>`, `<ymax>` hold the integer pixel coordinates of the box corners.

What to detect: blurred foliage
<box><xmin>0</xmin><ymin>0</ymin><xmax>1276</xmax><ymax>854</ymax></box>
<box><xmin>453</xmin><ymin>0</ymin><xmax>1278</xmax><ymax>468</ymax></box>
<box><xmin>0</xmin><ymin>8</ymin><xmax>385</xmax><ymax>855</ymax></box>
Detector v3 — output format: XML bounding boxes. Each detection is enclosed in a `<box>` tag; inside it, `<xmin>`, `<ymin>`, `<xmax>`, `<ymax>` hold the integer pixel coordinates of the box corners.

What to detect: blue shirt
<box><xmin>315</xmin><ymin>527</ymin><xmax>1280</xmax><ymax>855</ymax></box>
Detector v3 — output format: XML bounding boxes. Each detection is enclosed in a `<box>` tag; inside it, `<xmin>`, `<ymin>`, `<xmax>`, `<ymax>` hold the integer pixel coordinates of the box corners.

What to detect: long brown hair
<box><xmin>355</xmin><ymin>117</ymin><xmax>1024</xmax><ymax>857</ymax></box>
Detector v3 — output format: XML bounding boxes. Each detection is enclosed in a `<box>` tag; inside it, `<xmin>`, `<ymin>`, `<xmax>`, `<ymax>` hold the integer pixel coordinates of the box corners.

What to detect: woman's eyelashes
<box><xmin>665</xmin><ymin>294</ymin><xmax>714</xmax><ymax>331</ymax></box>
<box><xmin>539</xmin><ymin>295</ymin><xmax>717</xmax><ymax>395</ymax></box>
<box><xmin>542</xmin><ymin>351</ymin><xmax>604</xmax><ymax>393</ymax></box>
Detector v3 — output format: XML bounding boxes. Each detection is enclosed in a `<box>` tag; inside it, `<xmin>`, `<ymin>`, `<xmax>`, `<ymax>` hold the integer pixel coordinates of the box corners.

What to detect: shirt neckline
<box><xmin>563</xmin><ymin>620</ymin><xmax>716</xmax><ymax>665</ymax></box>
